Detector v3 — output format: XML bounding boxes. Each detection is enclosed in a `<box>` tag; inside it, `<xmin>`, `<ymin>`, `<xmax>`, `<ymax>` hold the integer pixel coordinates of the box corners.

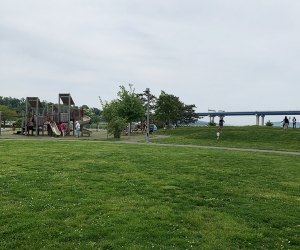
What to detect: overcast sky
<box><xmin>1</xmin><ymin>0</ymin><xmax>300</xmax><ymax>124</ymax></box>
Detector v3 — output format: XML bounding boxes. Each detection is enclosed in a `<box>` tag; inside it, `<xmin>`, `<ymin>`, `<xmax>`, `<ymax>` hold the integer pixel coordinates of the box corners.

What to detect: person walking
<box><xmin>282</xmin><ymin>116</ymin><xmax>289</xmax><ymax>130</ymax></box>
<box><xmin>292</xmin><ymin>117</ymin><xmax>296</xmax><ymax>128</ymax></box>
<box><xmin>75</xmin><ymin>121</ymin><xmax>81</xmax><ymax>137</ymax></box>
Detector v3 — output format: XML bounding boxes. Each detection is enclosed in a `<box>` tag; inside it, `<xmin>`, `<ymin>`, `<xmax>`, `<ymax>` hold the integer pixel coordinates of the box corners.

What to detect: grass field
<box><xmin>0</xmin><ymin>133</ymin><xmax>300</xmax><ymax>249</ymax></box>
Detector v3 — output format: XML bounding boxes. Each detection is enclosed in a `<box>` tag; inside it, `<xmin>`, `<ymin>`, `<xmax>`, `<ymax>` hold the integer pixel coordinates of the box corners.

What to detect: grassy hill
<box><xmin>154</xmin><ymin>126</ymin><xmax>300</xmax><ymax>152</ymax></box>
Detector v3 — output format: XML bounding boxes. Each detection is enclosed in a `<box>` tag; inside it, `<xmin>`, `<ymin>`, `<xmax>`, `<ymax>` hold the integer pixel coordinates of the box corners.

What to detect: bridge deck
<box><xmin>197</xmin><ymin>111</ymin><xmax>300</xmax><ymax>117</ymax></box>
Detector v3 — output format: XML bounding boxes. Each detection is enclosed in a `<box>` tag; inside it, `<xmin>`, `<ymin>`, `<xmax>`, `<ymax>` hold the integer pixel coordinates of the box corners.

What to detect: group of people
<box><xmin>282</xmin><ymin>116</ymin><xmax>297</xmax><ymax>129</ymax></box>
<box><xmin>58</xmin><ymin>121</ymin><xmax>81</xmax><ymax>137</ymax></box>
<box><xmin>216</xmin><ymin>115</ymin><xmax>297</xmax><ymax>139</ymax></box>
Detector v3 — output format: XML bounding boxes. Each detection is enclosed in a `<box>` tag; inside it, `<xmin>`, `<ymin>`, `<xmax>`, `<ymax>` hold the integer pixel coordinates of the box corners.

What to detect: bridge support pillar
<box><xmin>261</xmin><ymin>115</ymin><xmax>265</xmax><ymax>126</ymax></box>
<box><xmin>256</xmin><ymin>115</ymin><xmax>260</xmax><ymax>126</ymax></box>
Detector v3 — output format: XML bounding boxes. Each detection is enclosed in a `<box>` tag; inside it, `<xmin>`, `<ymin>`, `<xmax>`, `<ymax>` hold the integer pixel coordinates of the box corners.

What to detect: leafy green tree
<box><xmin>100</xmin><ymin>99</ymin><xmax>126</xmax><ymax>138</ymax></box>
<box><xmin>117</xmin><ymin>85</ymin><xmax>145</xmax><ymax>133</ymax></box>
<box><xmin>107</xmin><ymin>116</ymin><xmax>127</xmax><ymax>138</ymax></box>
<box><xmin>0</xmin><ymin>105</ymin><xmax>17</xmax><ymax>126</ymax></box>
<box><xmin>137</xmin><ymin>91</ymin><xmax>157</xmax><ymax>127</ymax></box>
<box><xmin>0</xmin><ymin>96</ymin><xmax>25</xmax><ymax>114</ymax></box>
<box><xmin>101</xmin><ymin>100</ymin><xmax>119</xmax><ymax>122</ymax></box>
<box><xmin>155</xmin><ymin>91</ymin><xmax>184</xmax><ymax>128</ymax></box>
<box><xmin>85</xmin><ymin>107</ymin><xmax>102</xmax><ymax>128</ymax></box>
<box><xmin>180</xmin><ymin>104</ymin><xmax>197</xmax><ymax>125</ymax></box>
<box><xmin>100</xmin><ymin>85</ymin><xmax>146</xmax><ymax>137</ymax></box>
<box><xmin>137</xmin><ymin>91</ymin><xmax>157</xmax><ymax>112</ymax></box>
<box><xmin>154</xmin><ymin>91</ymin><xmax>197</xmax><ymax>128</ymax></box>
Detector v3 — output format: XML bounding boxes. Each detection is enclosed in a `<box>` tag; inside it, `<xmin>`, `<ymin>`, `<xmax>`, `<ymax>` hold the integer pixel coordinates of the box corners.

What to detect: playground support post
<box><xmin>25</xmin><ymin>98</ymin><xmax>28</xmax><ymax>136</ymax></box>
<box><xmin>0</xmin><ymin>111</ymin><xmax>2</xmax><ymax>136</ymax></box>
<box><xmin>68</xmin><ymin>94</ymin><xmax>71</xmax><ymax>136</ymax></box>
<box><xmin>35</xmin><ymin>97</ymin><xmax>39</xmax><ymax>136</ymax></box>
<box><xmin>145</xmin><ymin>88</ymin><xmax>150</xmax><ymax>143</ymax></box>
<box><xmin>21</xmin><ymin>112</ymin><xmax>24</xmax><ymax>135</ymax></box>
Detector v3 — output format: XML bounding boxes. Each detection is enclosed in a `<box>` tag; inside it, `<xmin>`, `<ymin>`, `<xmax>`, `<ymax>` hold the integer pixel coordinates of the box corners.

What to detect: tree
<box><xmin>137</xmin><ymin>90</ymin><xmax>157</xmax><ymax>127</ymax></box>
<box><xmin>0</xmin><ymin>105</ymin><xmax>17</xmax><ymax>127</ymax></box>
<box><xmin>117</xmin><ymin>85</ymin><xmax>145</xmax><ymax>133</ymax></box>
<box><xmin>0</xmin><ymin>96</ymin><xmax>25</xmax><ymax>114</ymax></box>
<box><xmin>107</xmin><ymin>116</ymin><xmax>127</xmax><ymax>138</ymax></box>
<box><xmin>137</xmin><ymin>91</ymin><xmax>157</xmax><ymax>113</ymax></box>
<box><xmin>155</xmin><ymin>91</ymin><xmax>184</xmax><ymax>128</ymax></box>
<box><xmin>100</xmin><ymin>85</ymin><xmax>146</xmax><ymax>137</ymax></box>
<box><xmin>180</xmin><ymin>104</ymin><xmax>197</xmax><ymax>125</ymax></box>
<box><xmin>100</xmin><ymin>99</ymin><xmax>126</xmax><ymax>138</ymax></box>
<box><xmin>85</xmin><ymin>107</ymin><xmax>102</xmax><ymax>128</ymax></box>
<box><xmin>154</xmin><ymin>91</ymin><xmax>197</xmax><ymax>128</ymax></box>
<box><xmin>101</xmin><ymin>99</ymin><xmax>119</xmax><ymax>122</ymax></box>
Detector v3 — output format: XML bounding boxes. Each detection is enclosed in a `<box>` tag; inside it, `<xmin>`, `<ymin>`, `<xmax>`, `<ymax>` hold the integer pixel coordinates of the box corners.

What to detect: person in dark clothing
<box><xmin>282</xmin><ymin>116</ymin><xmax>289</xmax><ymax>130</ymax></box>
<box><xmin>219</xmin><ymin>117</ymin><xmax>225</xmax><ymax>129</ymax></box>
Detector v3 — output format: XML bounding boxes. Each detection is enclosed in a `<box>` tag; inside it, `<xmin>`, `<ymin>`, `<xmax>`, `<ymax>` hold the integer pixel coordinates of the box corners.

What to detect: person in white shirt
<box><xmin>75</xmin><ymin>121</ymin><xmax>81</xmax><ymax>137</ymax></box>
<box><xmin>292</xmin><ymin>117</ymin><xmax>296</xmax><ymax>128</ymax></box>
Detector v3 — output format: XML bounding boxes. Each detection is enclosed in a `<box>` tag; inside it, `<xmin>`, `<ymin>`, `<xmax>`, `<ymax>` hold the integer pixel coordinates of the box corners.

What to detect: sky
<box><xmin>1</xmin><ymin>0</ymin><xmax>300</xmax><ymax>125</ymax></box>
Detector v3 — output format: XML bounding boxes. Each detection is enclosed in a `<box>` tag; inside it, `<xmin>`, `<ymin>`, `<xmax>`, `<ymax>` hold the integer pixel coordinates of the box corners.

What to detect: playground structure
<box><xmin>23</xmin><ymin>93</ymin><xmax>91</xmax><ymax>137</ymax></box>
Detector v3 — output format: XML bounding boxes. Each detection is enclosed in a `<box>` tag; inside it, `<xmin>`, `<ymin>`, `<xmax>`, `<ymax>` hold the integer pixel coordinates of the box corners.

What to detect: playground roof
<box><xmin>59</xmin><ymin>93</ymin><xmax>75</xmax><ymax>105</ymax></box>
<box><xmin>27</xmin><ymin>97</ymin><xmax>43</xmax><ymax>108</ymax></box>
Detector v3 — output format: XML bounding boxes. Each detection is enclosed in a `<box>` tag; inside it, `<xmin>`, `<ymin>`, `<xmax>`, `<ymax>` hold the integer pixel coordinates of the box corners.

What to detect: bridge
<box><xmin>196</xmin><ymin>110</ymin><xmax>300</xmax><ymax>126</ymax></box>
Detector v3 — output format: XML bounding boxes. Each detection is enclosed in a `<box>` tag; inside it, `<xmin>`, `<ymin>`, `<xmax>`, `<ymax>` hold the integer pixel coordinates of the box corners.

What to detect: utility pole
<box><xmin>145</xmin><ymin>88</ymin><xmax>150</xmax><ymax>143</ymax></box>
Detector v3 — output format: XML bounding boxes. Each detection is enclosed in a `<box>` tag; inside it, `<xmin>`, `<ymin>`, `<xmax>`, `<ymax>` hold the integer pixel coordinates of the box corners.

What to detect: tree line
<box><xmin>0</xmin><ymin>86</ymin><xmax>197</xmax><ymax>134</ymax></box>
<box><xmin>0</xmin><ymin>97</ymin><xmax>26</xmax><ymax>127</ymax></box>
<box><xmin>101</xmin><ymin>85</ymin><xmax>197</xmax><ymax>138</ymax></box>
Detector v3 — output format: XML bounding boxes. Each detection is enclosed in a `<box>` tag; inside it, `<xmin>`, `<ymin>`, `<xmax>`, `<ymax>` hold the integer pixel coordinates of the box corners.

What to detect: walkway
<box><xmin>114</xmin><ymin>140</ymin><xmax>300</xmax><ymax>156</ymax></box>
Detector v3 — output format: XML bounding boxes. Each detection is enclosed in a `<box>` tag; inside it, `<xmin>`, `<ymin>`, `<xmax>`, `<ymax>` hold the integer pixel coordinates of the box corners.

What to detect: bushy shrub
<box><xmin>265</xmin><ymin>120</ymin><xmax>273</xmax><ymax>126</ymax></box>
<box><xmin>107</xmin><ymin>117</ymin><xmax>126</xmax><ymax>138</ymax></box>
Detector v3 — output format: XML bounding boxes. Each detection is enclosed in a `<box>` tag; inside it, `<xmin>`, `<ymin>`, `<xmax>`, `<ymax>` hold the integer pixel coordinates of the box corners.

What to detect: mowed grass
<box><xmin>0</xmin><ymin>140</ymin><xmax>300</xmax><ymax>249</ymax></box>
<box><xmin>154</xmin><ymin>126</ymin><xmax>300</xmax><ymax>152</ymax></box>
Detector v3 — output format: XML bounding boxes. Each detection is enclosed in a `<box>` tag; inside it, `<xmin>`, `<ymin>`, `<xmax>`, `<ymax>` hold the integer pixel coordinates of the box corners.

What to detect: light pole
<box><xmin>145</xmin><ymin>88</ymin><xmax>150</xmax><ymax>143</ymax></box>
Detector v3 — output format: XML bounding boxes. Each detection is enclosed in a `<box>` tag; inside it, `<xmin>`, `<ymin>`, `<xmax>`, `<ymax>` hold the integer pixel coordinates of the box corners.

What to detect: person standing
<box><xmin>218</xmin><ymin>117</ymin><xmax>225</xmax><ymax>131</ymax></box>
<box><xmin>60</xmin><ymin>122</ymin><xmax>67</xmax><ymax>137</ymax></box>
<box><xmin>28</xmin><ymin>117</ymin><xmax>34</xmax><ymax>135</ymax></box>
<box><xmin>282</xmin><ymin>116</ymin><xmax>289</xmax><ymax>130</ymax></box>
<box><xmin>75</xmin><ymin>121</ymin><xmax>81</xmax><ymax>137</ymax></box>
<box><xmin>292</xmin><ymin>117</ymin><xmax>296</xmax><ymax>128</ymax></box>
<box><xmin>216</xmin><ymin>127</ymin><xmax>221</xmax><ymax>140</ymax></box>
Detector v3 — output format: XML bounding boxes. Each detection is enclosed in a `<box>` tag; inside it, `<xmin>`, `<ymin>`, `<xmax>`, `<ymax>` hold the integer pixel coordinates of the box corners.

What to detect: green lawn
<box><xmin>153</xmin><ymin>126</ymin><xmax>300</xmax><ymax>152</ymax></box>
<box><xmin>0</xmin><ymin>139</ymin><xmax>299</xmax><ymax>249</ymax></box>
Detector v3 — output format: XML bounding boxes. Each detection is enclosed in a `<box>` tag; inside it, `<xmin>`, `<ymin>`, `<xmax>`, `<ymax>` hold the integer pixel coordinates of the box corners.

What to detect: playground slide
<box><xmin>79</xmin><ymin>115</ymin><xmax>91</xmax><ymax>126</ymax></box>
<box><xmin>48</xmin><ymin>121</ymin><xmax>61</xmax><ymax>136</ymax></box>
<box><xmin>79</xmin><ymin>115</ymin><xmax>92</xmax><ymax>136</ymax></box>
